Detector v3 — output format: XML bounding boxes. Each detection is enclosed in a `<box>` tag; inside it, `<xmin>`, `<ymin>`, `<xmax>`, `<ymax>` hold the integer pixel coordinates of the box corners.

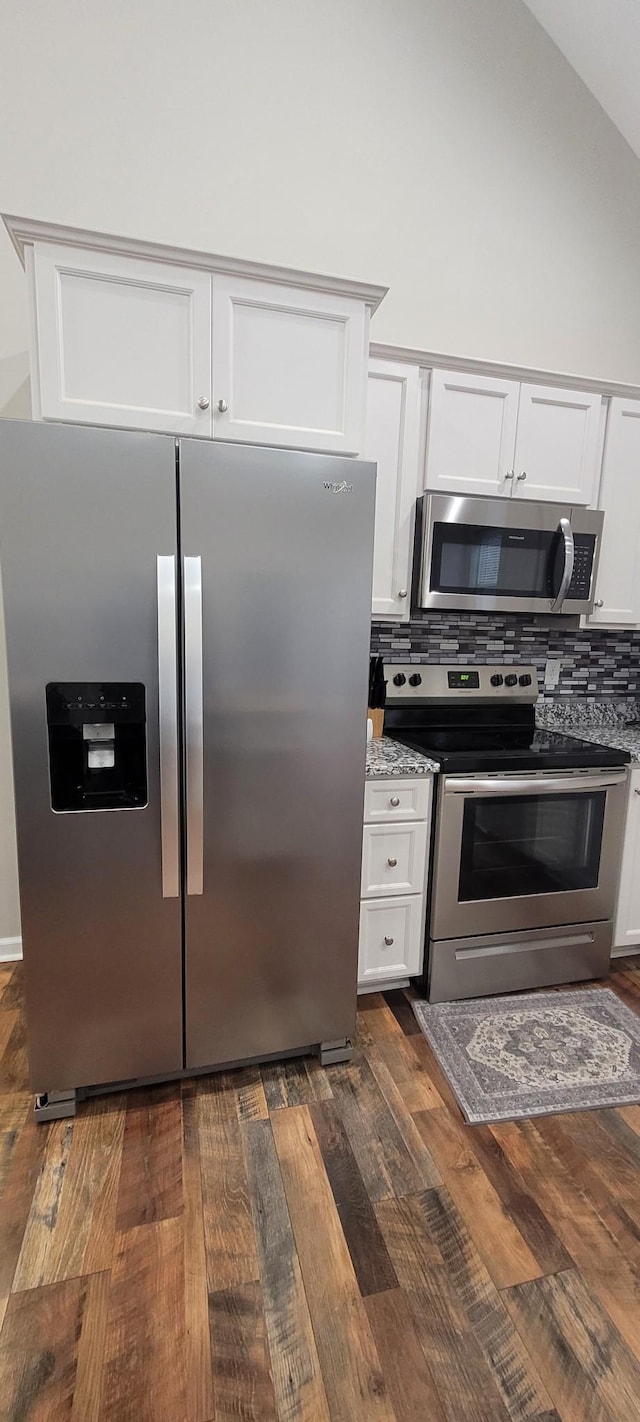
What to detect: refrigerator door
<box><xmin>180</xmin><ymin>440</ymin><xmax>375</xmax><ymax>1069</ymax></box>
<box><xmin>0</xmin><ymin>420</ymin><xmax>182</xmax><ymax>1093</ymax></box>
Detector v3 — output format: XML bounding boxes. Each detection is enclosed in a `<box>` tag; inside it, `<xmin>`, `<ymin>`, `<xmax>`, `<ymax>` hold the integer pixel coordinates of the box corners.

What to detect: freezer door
<box><xmin>179</xmin><ymin>440</ymin><xmax>375</xmax><ymax>1069</ymax></box>
<box><xmin>0</xmin><ymin>420</ymin><xmax>182</xmax><ymax>1093</ymax></box>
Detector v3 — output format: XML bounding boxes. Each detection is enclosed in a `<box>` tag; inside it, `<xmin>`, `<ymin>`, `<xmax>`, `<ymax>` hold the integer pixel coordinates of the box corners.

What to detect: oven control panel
<box><xmin>385</xmin><ymin>665</ymin><xmax>538</xmax><ymax>701</ymax></box>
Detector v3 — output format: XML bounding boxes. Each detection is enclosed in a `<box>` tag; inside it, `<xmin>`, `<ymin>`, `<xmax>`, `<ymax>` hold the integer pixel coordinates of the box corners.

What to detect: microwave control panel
<box><xmin>566</xmin><ymin>533</ymin><xmax>596</xmax><ymax>600</ymax></box>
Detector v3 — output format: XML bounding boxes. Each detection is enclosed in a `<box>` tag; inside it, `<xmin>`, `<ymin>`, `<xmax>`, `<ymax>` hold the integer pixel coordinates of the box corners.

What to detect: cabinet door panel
<box><xmin>33</xmin><ymin>244</ymin><xmax>212</xmax><ymax>434</ymax></box>
<box><xmin>366</xmin><ymin>360</ymin><xmax>423</xmax><ymax>620</ymax></box>
<box><xmin>211</xmin><ymin>274</ymin><xmax>366</xmax><ymax>453</ymax></box>
<box><xmin>513</xmin><ymin>383</ymin><xmax>601</xmax><ymax>504</ymax></box>
<box><xmin>361</xmin><ymin>822</ymin><xmax>428</xmax><ymax>897</ymax></box>
<box><xmin>425</xmin><ymin>369</ymin><xmax>518</xmax><ymax>497</ymax></box>
<box><xmin>614</xmin><ymin>770</ymin><xmax>640</xmax><ymax>952</ymax></box>
<box><xmin>358</xmin><ymin>895</ymin><xmax>423</xmax><ymax>986</ymax></box>
<box><xmin>589</xmin><ymin>398</ymin><xmax>640</xmax><ymax>626</ymax></box>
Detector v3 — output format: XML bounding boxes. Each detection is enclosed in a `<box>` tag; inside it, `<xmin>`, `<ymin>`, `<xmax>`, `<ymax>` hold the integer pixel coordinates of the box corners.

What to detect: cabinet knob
<box><xmin>398</xmin><ymin>589</ymin><xmax>408</xmax><ymax>600</ymax></box>
<box><xmin>197</xmin><ymin>396</ymin><xmax>210</xmax><ymax>410</ymax></box>
<box><xmin>504</xmin><ymin>470</ymin><xmax>514</xmax><ymax>480</ymax></box>
<box><xmin>217</xmin><ymin>398</ymin><xmax>228</xmax><ymax>414</ymax></box>
<box><xmin>595</xmin><ymin>599</ymin><xmax>604</xmax><ymax>609</ymax></box>
<box><xmin>517</xmin><ymin>470</ymin><xmax>527</xmax><ymax>481</ymax></box>
<box><xmin>390</xmin><ymin>795</ymin><xmax>400</xmax><ymax>807</ymax></box>
<box><xmin>387</xmin><ymin>857</ymin><xmax>398</xmax><ymax>868</ymax></box>
<box><xmin>384</xmin><ymin>936</ymin><xmax>394</xmax><ymax>946</ymax></box>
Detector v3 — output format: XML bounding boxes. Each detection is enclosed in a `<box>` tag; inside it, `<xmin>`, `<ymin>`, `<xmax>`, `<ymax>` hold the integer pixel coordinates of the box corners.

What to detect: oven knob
<box><xmin>519</xmin><ymin>673</ymin><xmax>532</xmax><ymax>687</ymax></box>
<box><xmin>505</xmin><ymin>674</ymin><xmax>518</xmax><ymax>687</ymax></box>
<box><xmin>393</xmin><ymin>673</ymin><xmax>406</xmax><ymax>687</ymax></box>
<box><xmin>408</xmin><ymin>674</ymin><xmax>422</xmax><ymax>687</ymax></box>
<box><xmin>490</xmin><ymin>674</ymin><xmax>503</xmax><ymax>687</ymax></box>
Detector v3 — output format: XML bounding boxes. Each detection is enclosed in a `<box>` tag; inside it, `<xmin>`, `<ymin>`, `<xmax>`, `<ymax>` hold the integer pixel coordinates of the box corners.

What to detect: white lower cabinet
<box><xmin>358</xmin><ymin>896</ymin><xmax>423</xmax><ymax>988</ymax></box>
<box><xmin>613</xmin><ymin>768</ymin><xmax>640</xmax><ymax>955</ymax></box>
<box><xmin>358</xmin><ymin>775</ymin><xmax>433</xmax><ymax>991</ymax></box>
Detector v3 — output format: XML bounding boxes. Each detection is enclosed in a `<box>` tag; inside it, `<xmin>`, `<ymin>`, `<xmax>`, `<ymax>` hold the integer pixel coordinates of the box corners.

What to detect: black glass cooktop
<box><xmin>389</xmin><ymin>725</ymin><xmax>631</xmax><ymax>774</ymax></box>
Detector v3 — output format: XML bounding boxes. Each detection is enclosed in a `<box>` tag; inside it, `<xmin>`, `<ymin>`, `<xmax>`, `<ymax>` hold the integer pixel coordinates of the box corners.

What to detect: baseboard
<box><xmin>0</xmin><ymin>936</ymin><xmax>22</xmax><ymax>962</ymax></box>
<box><xmin>611</xmin><ymin>945</ymin><xmax>640</xmax><ymax>959</ymax></box>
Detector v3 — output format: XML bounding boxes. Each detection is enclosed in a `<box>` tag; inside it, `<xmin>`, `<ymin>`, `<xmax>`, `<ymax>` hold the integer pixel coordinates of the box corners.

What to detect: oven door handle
<box><xmin>444</xmin><ymin>772</ymin><xmax>628</xmax><ymax>795</ymax></box>
<box><xmin>551</xmin><ymin>516</ymin><xmax>575</xmax><ymax>611</ymax></box>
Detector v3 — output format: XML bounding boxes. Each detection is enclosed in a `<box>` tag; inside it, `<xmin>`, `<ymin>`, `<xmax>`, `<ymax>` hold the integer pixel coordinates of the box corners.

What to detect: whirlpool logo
<box><xmin>323</xmin><ymin>480</ymin><xmax>354</xmax><ymax>494</ymax></box>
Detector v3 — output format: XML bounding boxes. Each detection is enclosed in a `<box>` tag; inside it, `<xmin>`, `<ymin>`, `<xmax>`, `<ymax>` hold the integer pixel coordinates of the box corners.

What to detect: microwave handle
<box><xmin>551</xmin><ymin>517</ymin><xmax>575</xmax><ymax>611</ymax></box>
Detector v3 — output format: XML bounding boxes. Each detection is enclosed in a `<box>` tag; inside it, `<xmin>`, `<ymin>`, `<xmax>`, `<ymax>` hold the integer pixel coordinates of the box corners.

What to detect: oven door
<box><xmin>418</xmin><ymin>494</ymin><xmax>602</xmax><ymax>615</ymax></box>
<box><xmin>431</xmin><ymin>768</ymin><xmax>628</xmax><ymax>940</ymax></box>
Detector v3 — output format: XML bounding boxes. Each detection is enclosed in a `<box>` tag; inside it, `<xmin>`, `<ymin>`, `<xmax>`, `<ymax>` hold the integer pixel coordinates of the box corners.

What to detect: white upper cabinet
<box><xmin>211</xmin><ymin>274</ymin><xmax>367</xmax><ymax>453</ymax></box>
<box><xmin>512</xmin><ymin>383</ymin><xmax>602</xmax><ymax>504</ymax></box>
<box><xmin>31</xmin><ymin>244</ymin><xmax>213</xmax><ymax>436</ymax></box>
<box><xmin>366</xmin><ymin>359</ymin><xmax>424</xmax><ymax>621</ymax></box>
<box><xmin>589</xmin><ymin>398</ymin><xmax>640</xmax><ymax>626</ymax></box>
<box><xmin>4</xmin><ymin>214</ymin><xmax>386</xmax><ymax>454</ymax></box>
<box><xmin>425</xmin><ymin>368</ymin><xmax>601</xmax><ymax>505</ymax></box>
<box><xmin>425</xmin><ymin>369</ymin><xmax>519</xmax><ymax>498</ymax></box>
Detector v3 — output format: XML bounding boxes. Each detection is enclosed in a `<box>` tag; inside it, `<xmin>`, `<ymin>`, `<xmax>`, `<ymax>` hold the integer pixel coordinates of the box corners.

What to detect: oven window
<box><xmin>431</xmin><ymin>522</ymin><xmax>562</xmax><ymax>599</ymax></box>
<box><xmin>458</xmin><ymin>791</ymin><xmax>606</xmax><ymax>901</ymax></box>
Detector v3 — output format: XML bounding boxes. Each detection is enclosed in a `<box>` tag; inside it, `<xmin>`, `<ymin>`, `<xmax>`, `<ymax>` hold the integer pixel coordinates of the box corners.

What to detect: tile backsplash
<box><xmin>371</xmin><ymin>613</ymin><xmax>640</xmax><ymax>700</ymax></box>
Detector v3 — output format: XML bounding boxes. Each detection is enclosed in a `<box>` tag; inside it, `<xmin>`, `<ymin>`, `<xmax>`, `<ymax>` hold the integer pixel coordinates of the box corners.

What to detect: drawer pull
<box><xmin>384</xmin><ymin>936</ymin><xmax>394</xmax><ymax>946</ymax></box>
<box><xmin>390</xmin><ymin>795</ymin><xmax>400</xmax><ymax>807</ymax></box>
<box><xmin>387</xmin><ymin>857</ymin><xmax>398</xmax><ymax>868</ymax></box>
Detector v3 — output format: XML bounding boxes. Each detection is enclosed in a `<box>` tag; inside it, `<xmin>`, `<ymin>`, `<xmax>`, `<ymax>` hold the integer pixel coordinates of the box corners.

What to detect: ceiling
<box><xmin>523</xmin><ymin>0</ymin><xmax>640</xmax><ymax>161</ymax></box>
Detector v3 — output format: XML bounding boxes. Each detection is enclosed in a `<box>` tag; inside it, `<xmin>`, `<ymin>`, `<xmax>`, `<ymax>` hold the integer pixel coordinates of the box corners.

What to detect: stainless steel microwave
<box><xmin>415</xmin><ymin>493</ymin><xmax>604</xmax><ymax>615</ymax></box>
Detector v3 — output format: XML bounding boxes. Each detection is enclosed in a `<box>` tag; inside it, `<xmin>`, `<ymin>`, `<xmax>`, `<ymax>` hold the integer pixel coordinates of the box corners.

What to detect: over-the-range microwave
<box><xmin>414</xmin><ymin>492</ymin><xmax>604</xmax><ymax>616</ymax></box>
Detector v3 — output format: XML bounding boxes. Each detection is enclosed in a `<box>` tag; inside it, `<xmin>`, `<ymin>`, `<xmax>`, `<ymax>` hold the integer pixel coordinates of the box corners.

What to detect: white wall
<box><xmin>1</xmin><ymin>0</ymin><xmax>640</xmax><ymax>939</ymax></box>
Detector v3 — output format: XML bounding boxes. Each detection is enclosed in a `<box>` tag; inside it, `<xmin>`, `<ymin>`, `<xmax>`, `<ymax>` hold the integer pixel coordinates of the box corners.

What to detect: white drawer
<box><xmin>364</xmin><ymin>777</ymin><xmax>431</xmax><ymax>824</ymax></box>
<box><xmin>361</xmin><ymin>821</ymin><xmax>428</xmax><ymax>898</ymax></box>
<box><xmin>358</xmin><ymin>894</ymin><xmax>424</xmax><ymax>986</ymax></box>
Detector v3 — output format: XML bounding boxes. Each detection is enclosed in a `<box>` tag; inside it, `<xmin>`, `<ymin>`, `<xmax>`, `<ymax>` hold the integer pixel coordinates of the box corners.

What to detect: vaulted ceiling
<box><xmin>523</xmin><ymin>0</ymin><xmax>640</xmax><ymax>161</ymax></box>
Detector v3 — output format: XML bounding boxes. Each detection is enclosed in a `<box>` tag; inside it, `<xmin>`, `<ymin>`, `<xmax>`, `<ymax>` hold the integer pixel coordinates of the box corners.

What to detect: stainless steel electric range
<box><xmin>384</xmin><ymin>665</ymin><xmax>631</xmax><ymax>1002</ymax></box>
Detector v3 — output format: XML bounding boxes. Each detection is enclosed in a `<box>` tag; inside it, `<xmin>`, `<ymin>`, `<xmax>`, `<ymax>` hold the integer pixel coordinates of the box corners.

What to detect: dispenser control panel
<box><xmin>46</xmin><ymin>682</ymin><xmax>147</xmax><ymax>812</ymax></box>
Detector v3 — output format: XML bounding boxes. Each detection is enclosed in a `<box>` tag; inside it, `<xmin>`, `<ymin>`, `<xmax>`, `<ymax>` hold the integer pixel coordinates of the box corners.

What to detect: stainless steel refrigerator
<box><xmin>0</xmin><ymin>419</ymin><xmax>375</xmax><ymax>1119</ymax></box>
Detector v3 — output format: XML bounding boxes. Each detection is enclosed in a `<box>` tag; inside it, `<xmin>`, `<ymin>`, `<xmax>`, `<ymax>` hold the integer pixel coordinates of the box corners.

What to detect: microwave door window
<box><xmin>432</xmin><ymin>523</ymin><xmax>558</xmax><ymax>598</ymax></box>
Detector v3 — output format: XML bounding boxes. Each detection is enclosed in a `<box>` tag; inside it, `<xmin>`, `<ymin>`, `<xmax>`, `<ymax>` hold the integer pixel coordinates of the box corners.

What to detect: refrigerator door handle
<box><xmin>156</xmin><ymin>556</ymin><xmax>180</xmax><ymax>898</ymax></box>
<box><xmin>184</xmin><ymin>555</ymin><xmax>204</xmax><ymax>895</ymax></box>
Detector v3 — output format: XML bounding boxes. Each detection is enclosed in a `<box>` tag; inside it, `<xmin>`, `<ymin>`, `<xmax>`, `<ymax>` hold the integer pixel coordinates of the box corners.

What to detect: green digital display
<box><xmin>448</xmin><ymin>670</ymin><xmax>480</xmax><ymax>689</ymax></box>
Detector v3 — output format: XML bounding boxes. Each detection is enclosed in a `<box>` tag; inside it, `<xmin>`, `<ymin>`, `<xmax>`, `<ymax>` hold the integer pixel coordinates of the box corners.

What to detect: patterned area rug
<box><xmin>412</xmin><ymin>988</ymin><xmax>640</xmax><ymax>1125</ymax></box>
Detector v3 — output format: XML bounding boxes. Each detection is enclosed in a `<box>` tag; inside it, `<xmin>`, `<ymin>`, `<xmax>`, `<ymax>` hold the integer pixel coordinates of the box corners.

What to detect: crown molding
<box><xmin>2</xmin><ymin>213</ymin><xmax>388</xmax><ymax>312</ymax></box>
<box><xmin>370</xmin><ymin>341</ymin><xmax>640</xmax><ymax>402</ymax></box>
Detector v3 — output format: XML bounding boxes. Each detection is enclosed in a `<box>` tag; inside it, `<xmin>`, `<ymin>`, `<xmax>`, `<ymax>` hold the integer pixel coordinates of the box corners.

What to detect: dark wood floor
<box><xmin>1</xmin><ymin>962</ymin><xmax>640</xmax><ymax>1421</ymax></box>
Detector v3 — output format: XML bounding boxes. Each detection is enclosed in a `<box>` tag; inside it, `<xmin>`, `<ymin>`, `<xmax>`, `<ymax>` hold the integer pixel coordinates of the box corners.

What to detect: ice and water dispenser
<box><xmin>46</xmin><ymin>683</ymin><xmax>147</xmax><ymax>811</ymax></box>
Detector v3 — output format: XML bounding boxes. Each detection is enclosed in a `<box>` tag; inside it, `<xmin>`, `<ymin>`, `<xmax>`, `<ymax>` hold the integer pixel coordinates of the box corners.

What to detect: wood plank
<box><xmin>101</xmin><ymin>1216</ymin><xmax>186</xmax><ymax>1422</ymax></box>
<box><xmin>208</xmin><ymin>1281</ymin><xmax>277</xmax><ymax>1422</ymax></box>
<box><xmin>261</xmin><ymin>1055</ymin><xmax>332</xmax><ymax>1112</ymax></box>
<box><xmin>13</xmin><ymin>1095</ymin><xmax>126</xmax><ymax>1288</ymax></box>
<box><xmin>329</xmin><ymin>1053</ymin><xmax>424</xmax><ymax>1201</ymax></box>
<box><xmin>365</xmin><ymin>1003</ymin><xmax>443</xmax><ymax>1112</ymax></box>
<box><xmin>310</xmin><ymin>1099</ymin><xmax>399</xmax><ymax>1297</ymax></box>
<box><xmin>0</xmin><ymin>1008</ymin><xmax>18</xmax><ymax>1065</ymax></box>
<box><xmin>364</xmin><ymin>1043</ymin><xmax>440</xmax><ymax>1187</ymax></box>
<box><xmin>460</xmin><ymin>1122</ymin><xmax>573</xmax><ymax>1278</ymax></box>
<box><xmin>414</xmin><ymin>1109</ymin><xmax>541</xmax><ymax>1288</ymax></box>
<box><xmin>365</xmin><ymin>1286</ymin><xmax>448</xmax><ymax>1422</ymax></box>
<box><xmin>11</xmin><ymin>1117</ymin><xmax>74</xmax><ymax>1294</ymax></box>
<box><xmin>197</xmin><ymin>1087</ymin><xmax>259</xmax><ymax>1291</ymax></box>
<box><xmin>493</xmin><ymin>1118</ymin><xmax>640</xmax><ymax>1359</ymax></box>
<box><xmin>505</xmin><ymin>1269</ymin><xmax>640</xmax><ymax>1422</ymax></box>
<box><xmin>72</xmin><ymin>1270</ymin><xmax>110</xmax><ymax>1422</ymax></box>
<box><xmin>182</xmin><ymin>1087</ymin><xmax>214</xmax><ymax>1422</ymax></box>
<box><xmin>375</xmin><ymin>1193</ymin><xmax>512</xmax><ymax>1422</ymax></box>
<box><xmin>271</xmin><ymin>1104</ymin><xmax>395</xmax><ymax>1422</ymax></box>
<box><xmin>0</xmin><ymin>963</ymin><xmax>24</xmax><ymax>1012</ymax></box>
<box><xmin>0</xmin><ymin>1011</ymin><xmax>29</xmax><ymax>1093</ymax></box>
<box><xmin>232</xmin><ymin>1065</ymin><xmax>269</xmax><ymax>1121</ymax></box>
<box><xmin>382</xmin><ymin>989</ymin><xmax>421</xmax><ymax>1036</ymax></box>
<box><xmin>534</xmin><ymin>1114</ymin><xmax>640</xmax><ymax>1266</ymax></box>
<box><xmin>408</xmin><ymin>1029</ymin><xmax>467</xmax><ymax>1119</ymax></box>
<box><xmin>0</xmin><ymin>1092</ymin><xmax>30</xmax><ymax>1196</ymax></box>
<box><xmin>420</xmin><ymin>1185</ymin><xmax>559</xmax><ymax>1420</ymax></box>
<box><xmin>0</xmin><ymin>1273</ymin><xmax>106</xmax><ymax>1421</ymax></box>
<box><xmin>242</xmin><ymin>1116</ymin><xmax>331</xmax><ymax>1421</ymax></box>
<box><xmin>115</xmin><ymin>1083</ymin><xmax>182</xmax><ymax>1231</ymax></box>
<box><xmin>0</xmin><ymin>1107</ymin><xmax>49</xmax><ymax>1329</ymax></box>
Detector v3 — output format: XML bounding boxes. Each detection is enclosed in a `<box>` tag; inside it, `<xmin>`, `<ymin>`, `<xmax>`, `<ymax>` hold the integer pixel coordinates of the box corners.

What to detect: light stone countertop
<box><xmin>365</xmin><ymin>736</ymin><xmax>439</xmax><ymax>778</ymax></box>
